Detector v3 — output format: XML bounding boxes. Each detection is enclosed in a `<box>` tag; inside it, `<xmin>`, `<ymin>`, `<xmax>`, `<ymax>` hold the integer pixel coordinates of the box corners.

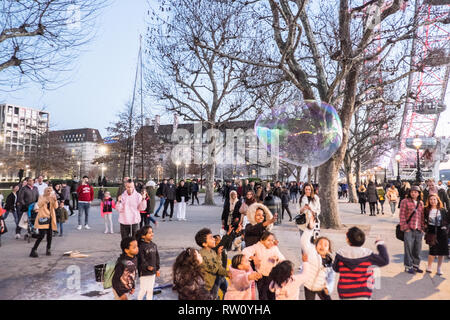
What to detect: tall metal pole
<box><xmin>416</xmin><ymin>148</ymin><xmax>422</xmax><ymax>183</ymax></box>
<box><xmin>140</xmin><ymin>35</ymin><xmax>145</xmax><ymax>182</ymax></box>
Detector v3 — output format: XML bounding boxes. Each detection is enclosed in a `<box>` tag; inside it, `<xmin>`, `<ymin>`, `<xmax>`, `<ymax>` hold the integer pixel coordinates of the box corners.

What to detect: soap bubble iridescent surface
<box><xmin>255</xmin><ymin>100</ymin><xmax>343</xmax><ymax>168</ymax></box>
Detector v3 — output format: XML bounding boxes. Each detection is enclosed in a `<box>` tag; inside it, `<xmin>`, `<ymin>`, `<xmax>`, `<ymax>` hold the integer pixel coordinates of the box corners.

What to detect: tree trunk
<box><xmin>344</xmin><ymin>153</ymin><xmax>358</xmax><ymax>203</ymax></box>
<box><xmin>318</xmin><ymin>159</ymin><xmax>341</xmax><ymax>229</ymax></box>
<box><xmin>355</xmin><ymin>158</ymin><xmax>361</xmax><ymax>186</ymax></box>
<box><xmin>204</xmin><ymin>162</ymin><xmax>216</xmax><ymax>205</ymax></box>
<box><xmin>319</xmin><ymin>64</ymin><xmax>360</xmax><ymax>229</ymax></box>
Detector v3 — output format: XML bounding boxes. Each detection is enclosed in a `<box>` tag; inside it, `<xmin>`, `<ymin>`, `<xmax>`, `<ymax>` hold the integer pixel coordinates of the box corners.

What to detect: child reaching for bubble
<box><xmin>224</xmin><ymin>254</ymin><xmax>262</xmax><ymax>300</ymax></box>
<box><xmin>300</xmin><ymin>216</ymin><xmax>335</xmax><ymax>300</ymax></box>
<box><xmin>268</xmin><ymin>254</ymin><xmax>310</xmax><ymax>300</ymax></box>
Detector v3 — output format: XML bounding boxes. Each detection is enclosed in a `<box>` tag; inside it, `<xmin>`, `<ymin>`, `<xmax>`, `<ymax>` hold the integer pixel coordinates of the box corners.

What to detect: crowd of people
<box><xmin>0</xmin><ymin>174</ymin><xmax>449</xmax><ymax>300</ymax></box>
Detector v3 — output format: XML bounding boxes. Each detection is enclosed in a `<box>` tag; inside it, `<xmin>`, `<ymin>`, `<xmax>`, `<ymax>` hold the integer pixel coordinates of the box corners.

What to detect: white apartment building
<box><xmin>0</xmin><ymin>103</ymin><xmax>50</xmax><ymax>154</ymax></box>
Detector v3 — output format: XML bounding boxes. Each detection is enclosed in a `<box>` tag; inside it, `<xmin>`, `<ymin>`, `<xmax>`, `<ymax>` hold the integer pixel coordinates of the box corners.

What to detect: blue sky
<box><xmin>0</xmin><ymin>0</ymin><xmax>448</xmax><ymax>140</ymax></box>
<box><xmin>1</xmin><ymin>0</ymin><xmax>160</xmax><ymax>137</ymax></box>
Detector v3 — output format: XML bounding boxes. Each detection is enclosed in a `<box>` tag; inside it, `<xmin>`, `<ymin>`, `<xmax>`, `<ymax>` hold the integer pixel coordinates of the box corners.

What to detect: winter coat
<box><xmin>176</xmin><ymin>185</ymin><xmax>190</xmax><ymax>202</ymax></box>
<box><xmin>224</xmin><ymin>267</ymin><xmax>258</xmax><ymax>300</ymax></box>
<box><xmin>5</xmin><ymin>192</ymin><xmax>17</xmax><ymax>212</ymax></box>
<box><xmin>137</xmin><ymin>239</ymin><xmax>160</xmax><ymax>277</ymax></box>
<box><xmin>244</xmin><ymin>203</ymin><xmax>273</xmax><ymax>247</ymax></box>
<box><xmin>281</xmin><ymin>191</ymin><xmax>290</xmax><ymax>205</ymax></box>
<box><xmin>146</xmin><ymin>187</ymin><xmax>157</xmax><ymax>213</ymax></box>
<box><xmin>34</xmin><ymin>196</ymin><xmax>58</xmax><ymax>231</ymax></box>
<box><xmin>17</xmin><ymin>185</ymin><xmax>39</xmax><ymax>212</ymax></box>
<box><xmin>117</xmin><ymin>190</ymin><xmax>147</xmax><ymax>225</ymax></box>
<box><xmin>269</xmin><ymin>263</ymin><xmax>311</xmax><ymax>300</ymax></box>
<box><xmin>423</xmin><ymin>187</ymin><xmax>450</xmax><ymax>211</ymax></box>
<box><xmin>242</xmin><ymin>242</ymin><xmax>285</xmax><ymax>277</ymax></box>
<box><xmin>332</xmin><ymin>242</ymin><xmax>389</xmax><ymax>299</ymax></box>
<box><xmin>386</xmin><ymin>187</ymin><xmax>399</xmax><ymax>203</ymax></box>
<box><xmin>100</xmin><ymin>198</ymin><xmax>116</xmax><ymax>217</ymax></box>
<box><xmin>376</xmin><ymin>187</ymin><xmax>386</xmax><ymax>201</ymax></box>
<box><xmin>300</xmin><ymin>227</ymin><xmax>335</xmax><ymax>292</ymax></box>
<box><xmin>112</xmin><ymin>253</ymin><xmax>138</xmax><ymax>297</ymax></box>
<box><xmin>221</xmin><ymin>198</ymin><xmax>242</xmax><ymax>230</ymax></box>
<box><xmin>199</xmin><ymin>247</ymin><xmax>228</xmax><ymax>291</ymax></box>
<box><xmin>55</xmin><ymin>207</ymin><xmax>69</xmax><ymax>223</ymax></box>
<box><xmin>163</xmin><ymin>183</ymin><xmax>176</xmax><ymax>200</ymax></box>
<box><xmin>191</xmin><ymin>182</ymin><xmax>199</xmax><ymax>193</ymax></box>
<box><xmin>366</xmin><ymin>183</ymin><xmax>378</xmax><ymax>203</ymax></box>
<box><xmin>357</xmin><ymin>189</ymin><xmax>368</xmax><ymax>203</ymax></box>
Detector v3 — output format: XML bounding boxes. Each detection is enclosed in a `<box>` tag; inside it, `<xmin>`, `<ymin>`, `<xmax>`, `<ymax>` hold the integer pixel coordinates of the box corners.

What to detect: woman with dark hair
<box><xmin>172</xmin><ymin>247</ymin><xmax>212</xmax><ymax>300</ymax></box>
<box><xmin>239</xmin><ymin>190</ymin><xmax>257</xmax><ymax>227</ymax></box>
<box><xmin>424</xmin><ymin>193</ymin><xmax>449</xmax><ymax>276</ymax></box>
<box><xmin>299</xmin><ymin>183</ymin><xmax>321</xmax><ymax>240</ymax></box>
<box><xmin>53</xmin><ymin>183</ymin><xmax>62</xmax><ymax>201</ymax></box>
<box><xmin>221</xmin><ymin>190</ymin><xmax>241</xmax><ymax>232</ymax></box>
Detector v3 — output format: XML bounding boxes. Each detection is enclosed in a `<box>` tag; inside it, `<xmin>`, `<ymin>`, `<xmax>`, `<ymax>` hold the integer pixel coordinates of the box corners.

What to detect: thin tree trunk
<box><xmin>204</xmin><ymin>162</ymin><xmax>216</xmax><ymax>205</ymax></box>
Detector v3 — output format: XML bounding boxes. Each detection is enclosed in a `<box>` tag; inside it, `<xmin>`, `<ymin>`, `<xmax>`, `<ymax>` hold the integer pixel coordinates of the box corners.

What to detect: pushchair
<box><xmin>23</xmin><ymin>203</ymin><xmax>39</xmax><ymax>243</ymax></box>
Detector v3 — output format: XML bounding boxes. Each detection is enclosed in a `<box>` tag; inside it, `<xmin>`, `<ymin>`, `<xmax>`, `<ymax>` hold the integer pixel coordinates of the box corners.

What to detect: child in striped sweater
<box><xmin>332</xmin><ymin>226</ymin><xmax>389</xmax><ymax>300</ymax></box>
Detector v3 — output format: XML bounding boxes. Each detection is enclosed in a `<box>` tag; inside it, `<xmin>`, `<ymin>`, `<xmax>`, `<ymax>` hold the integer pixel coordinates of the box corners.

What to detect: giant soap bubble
<box><xmin>255</xmin><ymin>100</ymin><xmax>343</xmax><ymax>168</ymax></box>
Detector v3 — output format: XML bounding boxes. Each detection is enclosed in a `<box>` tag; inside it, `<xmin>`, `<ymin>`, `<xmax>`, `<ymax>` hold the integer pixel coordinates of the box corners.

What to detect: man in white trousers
<box><xmin>175</xmin><ymin>180</ymin><xmax>189</xmax><ymax>221</ymax></box>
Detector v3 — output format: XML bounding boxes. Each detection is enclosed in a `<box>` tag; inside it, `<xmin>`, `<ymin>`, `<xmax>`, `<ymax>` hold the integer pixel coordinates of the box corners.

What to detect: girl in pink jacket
<box><xmin>224</xmin><ymin>254</ymin><xmax>262</xmax><ymax>300</ymax></box>
<box><xmin>100</xmin><ymin>191</ymin><xmax>116</xmax><ymax>234</ymax></box>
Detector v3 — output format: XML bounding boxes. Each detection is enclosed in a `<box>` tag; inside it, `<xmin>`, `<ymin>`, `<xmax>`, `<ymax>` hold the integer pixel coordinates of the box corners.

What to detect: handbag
<box><xmin>425</xmin><ymin>211</ymin><xmax>440</xmax><ymax>246</ymax></box>
<box><xmin>38</xmin><ymin>217</ymin><xmax>50</xmax><ymax>225</ymax></box>
<box><xmin>396</xmin><ymin>200</ymin><xmax>420</xmax><ymax>241</ymax></box>
<box><xmin>294</xmin><ymin>213</ymin><xmax>306</xmax><ymax>225</ymax></box>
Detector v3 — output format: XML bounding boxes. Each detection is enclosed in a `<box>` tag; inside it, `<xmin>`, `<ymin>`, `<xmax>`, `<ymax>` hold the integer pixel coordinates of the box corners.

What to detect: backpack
<box><xmin>102</xmin><ymin>261</ymin><xmax>116</xmax><ymax>289</ymax></box>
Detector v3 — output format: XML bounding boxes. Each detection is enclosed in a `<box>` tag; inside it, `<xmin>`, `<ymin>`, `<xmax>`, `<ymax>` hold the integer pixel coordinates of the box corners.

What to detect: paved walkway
<box><xmin>0</xmin><ymin>196</ymin><xmax>448</xmax><ymax>300</ymax></box>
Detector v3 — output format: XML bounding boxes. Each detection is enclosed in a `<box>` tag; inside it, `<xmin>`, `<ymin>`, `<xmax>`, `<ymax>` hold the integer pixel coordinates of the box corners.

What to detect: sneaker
<box><xmin>59</xmin><ymin>234</ymin><xmax>63</xmax><ymax>237</ymax></box>
<box><xmin>84</xmin><ymin>225</ymin><xmax>91</xmax><ymax>230</ymax></box>
<box><xmin>426</xmin><ymin>269</ymin><xmax>432</xmax><ymax>273</ymax></box>
<box><xmin>46</xmin><ymin>249</ymin><xmax>51</xmax><ymax>256</ymax></box>
<box><xmin>77</xmin><ymin>225</ymin><xmax>82</xmax><ymax>230</ymax></box>
<box><xmin>29</xmin><ymin>250</ymin><xmax>38</xmax><ymax>258</ymax></box>
<box><xmin>161</xmin><ymin>219</ymin><xmax>165</xmax><ymax>222</ymax></box>
<box><xmin>405</xmin><ymin>267</ymin><xmax>415</xmax><ymax>274</ymax></box>
<box><xmin>413</xmin><ymin>266</ymin><xmax>424</xmax><ymax>273</ymax></box>
<box><xmin>437</xmin><ymin>270</ymin><xmax>443</xmax><ymax>276</ymax></box>
<box><xmin>15</xmin><ymin>234</ymin><xmax>21</xmax><ymax>239</ymax></box>
<box><xmin>104</xmin><ymin>230</ymin><xmax>108</xmax><ymax>234</ymax></box>
<box><xmin>169</xmin><ymin>218</ymin><xmax>173</xmax><ymax>221</ymax></box>
<box><xmin>110</xmin><ymin>231</ymin><xmax>114</xmax><ymax>234</ymax></box>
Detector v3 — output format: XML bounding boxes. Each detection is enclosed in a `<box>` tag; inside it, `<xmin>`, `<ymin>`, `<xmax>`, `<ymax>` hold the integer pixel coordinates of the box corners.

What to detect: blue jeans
<box><xmin>58</xmin><ymin>222</ymin><xmax>64</xmax><ymax>235</ymax></box>
<box><xmin>154</xmin><ymin>197</ymin><xmax>165</xmax><ymax>215</ymax></box>
<box><xmin>404</xmin><ymin>229</ymin><xmax>423</xmax><ymax>268</ymax></box>
<box><xmin>78</xmin><ymin>202</ymin><xmax>90</xmax><ymax>226</ymax></box>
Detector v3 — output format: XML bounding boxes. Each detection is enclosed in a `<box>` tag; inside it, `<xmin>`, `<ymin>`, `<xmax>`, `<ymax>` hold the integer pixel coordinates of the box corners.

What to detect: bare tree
<box><xmin>196</xmin><ymin>0</ymin><xmax>429</xmax><ymax>228</ymax></box>
<box><xmin>145</xmin><ymin>0</ymin><xmax>265</xmax><ymax>205</ymax></box>
<box><xmin>0</xmin><ymin>0</ymin><xmax>108</xmax><ymax>90</ymax></box>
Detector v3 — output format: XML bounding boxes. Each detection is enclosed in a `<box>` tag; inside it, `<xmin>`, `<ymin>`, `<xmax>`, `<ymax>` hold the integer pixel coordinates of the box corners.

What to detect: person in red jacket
<box><xmin>76</xmin><ymin>176</ymin><xmax>94</xmax><ymax>230</ymax></box>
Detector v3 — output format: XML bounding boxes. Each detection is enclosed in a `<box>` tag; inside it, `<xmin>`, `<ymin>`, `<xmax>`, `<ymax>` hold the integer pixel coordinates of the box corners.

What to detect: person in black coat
<box><xmin>191</xmin><ymin>180</ymin><xmax>200</xmax><ymax>205</ymax></box>
<box><xmin>4</xmin><ymin>185</ymin><xmax>19</xmax><ymax>221</ymax></box>
<box><xmin>176</xmin><ymin>180</ymin><xmax>190</xmax><ymax>221</ymax></box>
<box><xmin>221</xmin><ymin>190</ymin><xmax>241</xmax><ymax>232</ymax></box>
<box><xmin>357</xmin><ymin>185</ymin><xmax>368</xmax><ymax>214</ymax></box>
<box><xmin>280</xmin><ymin>187</ymin><xmax>292</xmax><ymax>221</ymax></box>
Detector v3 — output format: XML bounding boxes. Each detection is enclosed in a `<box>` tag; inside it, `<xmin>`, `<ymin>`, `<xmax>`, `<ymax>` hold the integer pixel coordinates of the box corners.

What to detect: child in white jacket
<box><xmin>268</xmin><ymin>255</ymin><xmax>310</xmax><ymax>300</ymax></box>
<box><xmin>242</xmin><ymin>231</ymin><xmax>285</xmax><ymax>300</ymax></box>
<box><xmin>300</xmin><ymin>216</ymin><xmax>335</xmax><ymax>300</ymax></box>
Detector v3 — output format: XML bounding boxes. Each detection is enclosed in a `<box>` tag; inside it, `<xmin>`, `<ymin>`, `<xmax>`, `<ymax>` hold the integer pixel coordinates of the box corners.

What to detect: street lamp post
<box><xmin>413</xmin><ymin>136</ymin><xmax>423</xmax><ymax>183</ymax></box>
<box><xmin>175</xmin><ymin>161</ymin><xmax>181</xmax><ymax>183</ymax></box>
<box><xmin>101</xmin><ymin>166</ymin><xmax>106</xmax><ymax>181</ymax></box>
<box><xmin>77</xmin><ymin>161</ymin><xmax>81</xmax><ymax>178</ymax></box>
<box><xmin>395</xmin><ymin>154</ymin><xmax>401</xmax><ymax>182</ymax></box>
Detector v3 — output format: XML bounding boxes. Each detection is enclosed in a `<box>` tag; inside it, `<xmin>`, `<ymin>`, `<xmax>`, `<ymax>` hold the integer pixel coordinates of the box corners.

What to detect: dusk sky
<box><xmin>0</xmin><ymin>1</ymin><xmax>448</xmax><ymax>139</ymax></box>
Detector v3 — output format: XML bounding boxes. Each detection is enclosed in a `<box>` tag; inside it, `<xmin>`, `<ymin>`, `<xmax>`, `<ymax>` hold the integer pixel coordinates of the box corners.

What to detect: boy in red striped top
<box><xmin>332</xmin><ymin>227</ymin><xmax>389</xmax><ymax>300</ymax></box>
